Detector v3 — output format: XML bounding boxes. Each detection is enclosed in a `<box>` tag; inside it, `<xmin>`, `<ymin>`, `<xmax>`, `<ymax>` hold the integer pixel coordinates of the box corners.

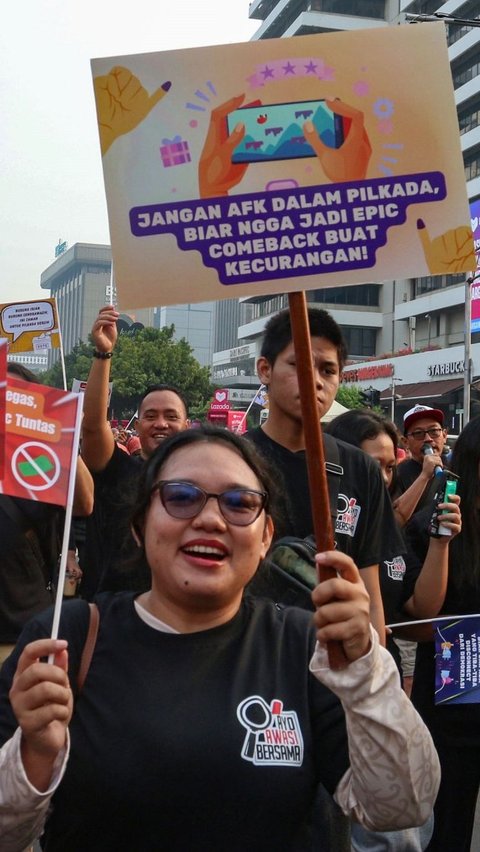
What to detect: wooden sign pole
<box><xmin>288</xmin><ymin>290</ymin><xmax>347</xmax><ymax>669</ymax></box>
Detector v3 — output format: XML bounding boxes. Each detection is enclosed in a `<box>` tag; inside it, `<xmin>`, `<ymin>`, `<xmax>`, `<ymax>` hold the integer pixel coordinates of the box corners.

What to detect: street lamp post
<box><xmin>390</xmin><ymin>376</ymin><xmax>403</xmax><ymax>423</ymax></box>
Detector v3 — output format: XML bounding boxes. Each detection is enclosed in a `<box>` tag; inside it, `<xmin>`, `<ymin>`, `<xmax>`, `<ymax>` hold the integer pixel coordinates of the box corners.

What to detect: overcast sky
<box><xmin>1</xmin><ymin>1</ymin><xmax>258</xmax><ymax>303</ymax></box>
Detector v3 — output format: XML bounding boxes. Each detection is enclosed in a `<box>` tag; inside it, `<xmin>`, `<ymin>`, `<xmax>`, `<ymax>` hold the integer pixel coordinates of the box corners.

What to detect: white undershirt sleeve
<box><xmin>0</xmin><ymin>726</ymin><xmax>69</xmax><ymax>852</ymax></box>
<box><xmin>310</xmin><ymin>626</ymin><xmax>440</xmax><ymax>832</ymax></box>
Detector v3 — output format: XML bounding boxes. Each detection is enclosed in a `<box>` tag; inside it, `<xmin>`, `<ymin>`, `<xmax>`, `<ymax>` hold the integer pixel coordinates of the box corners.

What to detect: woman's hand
<box><xmin>9</xmin><ymin>639</ymin><xmax>73</xmax><ymax>790</ymax></box>
<box><xmin>311</xmin><ymin>551</ymin><xmax>371</xmax><ymax>663</ymax></box>
<box><xmin>431</xmin><ymin>492</ymin><xmax>461</xmax><ymax>539</ymax></box>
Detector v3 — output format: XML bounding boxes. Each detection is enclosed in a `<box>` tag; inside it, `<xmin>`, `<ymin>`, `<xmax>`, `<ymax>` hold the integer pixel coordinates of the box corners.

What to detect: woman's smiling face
<box><xmin>143</xmin><ymin>441</ymin><xmax>273</xmax><ymax>620</ymax></box>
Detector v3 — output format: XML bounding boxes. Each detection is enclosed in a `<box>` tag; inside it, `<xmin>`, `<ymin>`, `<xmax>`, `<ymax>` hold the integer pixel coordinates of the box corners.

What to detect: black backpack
<box><xmin>248</xmin><ymin>434</ymin><xmax>343</xmax><ymax>611</ymax></box>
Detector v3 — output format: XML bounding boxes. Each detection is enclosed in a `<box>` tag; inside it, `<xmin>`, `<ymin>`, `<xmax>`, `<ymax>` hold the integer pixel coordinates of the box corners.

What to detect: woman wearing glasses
<box><xmin>0</xmin><ymin>426</ymin><xmax>439</xmax><ymax>851</ymax></box>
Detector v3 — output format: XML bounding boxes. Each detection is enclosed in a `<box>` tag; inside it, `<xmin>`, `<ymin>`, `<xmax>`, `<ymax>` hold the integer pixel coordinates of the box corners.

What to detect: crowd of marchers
<box><xmin>0</xmin><ymin>304</ymin><xmax>478</xmax><ymax>852</ymax></box>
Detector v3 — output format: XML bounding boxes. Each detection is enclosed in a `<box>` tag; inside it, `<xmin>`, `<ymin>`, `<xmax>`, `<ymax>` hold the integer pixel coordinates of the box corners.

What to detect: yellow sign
<box><xmin>0</xmin><ymin>298</ymin><xmax>60</xmax><ymax>354</ymax></box>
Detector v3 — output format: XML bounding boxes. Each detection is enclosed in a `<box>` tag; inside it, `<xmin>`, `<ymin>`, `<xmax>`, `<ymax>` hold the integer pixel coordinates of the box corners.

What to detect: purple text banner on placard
<box><xmin>131</xmin><ymin>172</ymin><xmax>445</xmax><ymax>286</ymax></box>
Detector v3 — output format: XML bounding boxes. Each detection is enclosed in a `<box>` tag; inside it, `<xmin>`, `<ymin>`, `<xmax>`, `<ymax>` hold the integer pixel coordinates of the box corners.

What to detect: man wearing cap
<box><xmin>392</xmin><ymin>405</ymin><xmax>448</xmax><ymax>525</ymax></box>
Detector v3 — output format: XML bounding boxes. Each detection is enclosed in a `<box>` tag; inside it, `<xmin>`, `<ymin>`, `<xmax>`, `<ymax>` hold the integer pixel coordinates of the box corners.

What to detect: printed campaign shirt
<box><xmin>237</xmin><ymin>696</ymin><xmax>304</xmax><ymax>767</ymax></box>
<box><xmin>335</xmin><ymin>492</ymin><xmax>361</xmax><ymax>538</ymax></box>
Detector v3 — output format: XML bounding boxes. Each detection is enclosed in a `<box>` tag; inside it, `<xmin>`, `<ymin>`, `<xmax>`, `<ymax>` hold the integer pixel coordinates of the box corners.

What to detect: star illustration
<box><xmin>305</xmin><ymin>61</ymin><xmax>318</xmax><ymax>74</ymax></box>
<box><xmin>261</xmin><ymin>65</ymin><xmax>275</xmax><ymax>79</ymax></box>
<box><xmin>283</xmin><ymin>61</ymin><xmax>296</xmax><ymax>75</ymax></box>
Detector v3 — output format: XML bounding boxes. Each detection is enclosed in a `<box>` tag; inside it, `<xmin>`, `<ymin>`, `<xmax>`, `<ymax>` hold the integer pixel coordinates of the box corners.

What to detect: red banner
<box><xmin>2</xmin><ymin>378</ymin><xmax>82</xmax><ymax>506</ymax></box>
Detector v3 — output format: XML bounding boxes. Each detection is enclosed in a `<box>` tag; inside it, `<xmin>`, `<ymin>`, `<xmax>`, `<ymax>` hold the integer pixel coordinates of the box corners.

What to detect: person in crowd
<box><xmin>392</xmin><ymin>405</ymin><xmax>449</xmax><ymax>526</ymax></box>
<box><xmin>126</xmin><ymin>435</ymin><xmax>142</xmax><ymax>456</ymax></box>
<box><xmin>0</xmin><ymin>425</ymin><xmax>439</xmax><ymax>851</ymax></box>
<box><xmin>404</xmin><ymin>416</ymin><xmax>480</xmax><ymax>852</ymax></box>
<box><xmin>0</xmin><ymin>364</ymin><xmax>93</xmax><ymax>665</ymax></box>
<box><xmin>326</xmin><ymin>409</ymin><xmax>461</xmax><ymax>666</ymax></box>
<box><xmin>79</xmin><ymin>305</ymin><xmax>189</xmax><ymax>594</ymax></box>
<box><xmin>326</xmin><ymin>407</ymin><xmax>460</xmax><ymax>852</ymax></box>
<box><xmin>247</xmin><ymin>307</ymin><xmax>404</xmax><ymax>645</ymax></box>
<box><xmin>246</xmin><ymin>309</ymin><xmax>414</xmax><ymax>852</ymax></box>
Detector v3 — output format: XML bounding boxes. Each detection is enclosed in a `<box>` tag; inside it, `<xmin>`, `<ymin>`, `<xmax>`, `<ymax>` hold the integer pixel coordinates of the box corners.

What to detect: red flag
<box><xmin>2</xmin><ymin>378</ymin><xmax>82</xmax><ymax>507</ymax></box>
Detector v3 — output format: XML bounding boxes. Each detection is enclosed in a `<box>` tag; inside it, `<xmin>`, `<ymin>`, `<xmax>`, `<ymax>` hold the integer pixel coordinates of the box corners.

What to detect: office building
<box><xmin>153</xmin><ymin>302</ymin><xmax>215</xmax><ymax>368</ymax></box>
<box><xmin>40</xmin><ymin>244</ymin><xmax>212</xmax><ymax>368</ymax></box>
<box><xmin>229</xmin><ymin>0</ymin><xmax>480</xmax><ymax>429</ymax></box>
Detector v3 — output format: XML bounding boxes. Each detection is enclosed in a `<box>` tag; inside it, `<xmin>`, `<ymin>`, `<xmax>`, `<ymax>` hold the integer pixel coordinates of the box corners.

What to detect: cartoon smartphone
<box><xmin>226</xmin><ymin>99</ymin><xmax>345</xmax><ymax>164</ymax></box>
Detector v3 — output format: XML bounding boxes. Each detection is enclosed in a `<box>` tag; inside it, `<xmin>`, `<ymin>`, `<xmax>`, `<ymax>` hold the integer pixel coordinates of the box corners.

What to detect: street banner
<box><xmin>434</xmin><ymin>616</ymin><xmax>480</xmax><ymax>705</ymax></box>
<box><xmin>0</xmin><ymin>341</ymin><xmax>7</xmax><ymax>480</ymax></box>
<box><xmin>470</xmin><ymin>198</ymin><xmax>480</xmax><ymax>333</ymax></box>
<box><xmin>1</xmin><ymin>378</ymin><xmax>83</xmax><ymax>507</ymax></box>
<box><xmin>92</xmin><ymin>23</ymin><xmax>474</xmax><ymax>310</ymax></box>
<box><xmin>0</xmin><ymin>298</ymin><xmax>61</xmax><ymax>354</ymax></box>
<box><xmin>72</xmin><ymin>377</ymin><xmax>113</xmax><ymax>405</ymax></box>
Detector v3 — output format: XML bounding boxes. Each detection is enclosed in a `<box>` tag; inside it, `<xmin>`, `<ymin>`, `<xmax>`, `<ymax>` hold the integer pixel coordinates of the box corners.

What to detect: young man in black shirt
<box><xmin>247</xmin><ymin>307</ymin><xmax>403</xmax><ymax>646</ymax></box>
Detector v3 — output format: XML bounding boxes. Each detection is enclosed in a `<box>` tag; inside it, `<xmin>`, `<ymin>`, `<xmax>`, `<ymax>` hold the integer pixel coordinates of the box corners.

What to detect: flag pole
<box><xmin>48</xmin><ymin>392</ymin><xmax>84</xmax><ymax>660</ymax></box>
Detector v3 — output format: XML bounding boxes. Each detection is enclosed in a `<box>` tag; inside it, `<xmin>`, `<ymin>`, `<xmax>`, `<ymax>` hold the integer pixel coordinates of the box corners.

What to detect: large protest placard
<box><xmin>92</xmin><ymin>23</ymin><xmax>474</xmax><ymax>310</ymax></box>
<box><xmin>0</xmin><ymin>341</ymin><xmax>6</xmax><ymax>480</ymax></box>
<box><xmin>1</xmin><ymin>378</ymin><xmax>82</xmax><ymax>507</ymax></box>
<box><xmin>0</xmin><ymin>298</ymin><xmax>61</xmax><ymax>354</ymax></box>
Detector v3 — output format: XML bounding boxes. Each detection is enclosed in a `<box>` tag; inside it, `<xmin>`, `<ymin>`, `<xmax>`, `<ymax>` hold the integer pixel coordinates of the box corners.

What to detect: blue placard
<box><xmin>435</xmin><ymin>617</ymin><xmax>480</xmax><ymax>704</ymax></box>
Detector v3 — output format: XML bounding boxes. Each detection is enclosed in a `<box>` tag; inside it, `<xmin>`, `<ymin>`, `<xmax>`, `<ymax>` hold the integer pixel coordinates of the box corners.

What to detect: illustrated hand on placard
<box><xmin>199</xmin><ymin>94</ymin><xmax>249</xmax><ymax>198</ymax></box>
<box><xmin>93</xmin><ymin>66</ymin><xmax>172</xmax><ymax>155</ymax></box>
<box><xmin>303</xmin><ymin>98</ymin><xmax>372</xmax><ymax>182</ymax></box>
<box><xmin>417</xmin><ymin>219</ymin><xmax>476</xmax><ymax>274</ymax></box>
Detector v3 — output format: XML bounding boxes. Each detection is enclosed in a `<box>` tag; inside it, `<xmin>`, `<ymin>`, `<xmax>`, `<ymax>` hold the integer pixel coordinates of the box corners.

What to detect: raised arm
<box><xmin>393</xmin><ymin>454</ymin><xmax>441</xmax><ymax>526</ymax></box>
<box><xmin>72</xmin><ymin>456</ymin><xmax>94</xmax><ymax>516</ymax></box>
<box><xmin>81</xmin><ymin>306</ymin><xmax>119</xmax><ymax>473</ymax></box>
<box><xmin>403</xmin><ymin>493</ymin><xmax>461</xmax><ymax>619</ymax></box>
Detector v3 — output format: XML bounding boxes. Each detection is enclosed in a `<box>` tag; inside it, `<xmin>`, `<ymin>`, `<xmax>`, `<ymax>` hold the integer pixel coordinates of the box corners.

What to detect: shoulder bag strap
<box><xmin>77</xmin><ymin>603</ymin><xmax>100</xmax><ymax>695</ymax></box>
<box><xmin>322</xmin><ymin>433</ymin><xmax>343</xmax><ymax>528</ymax></box>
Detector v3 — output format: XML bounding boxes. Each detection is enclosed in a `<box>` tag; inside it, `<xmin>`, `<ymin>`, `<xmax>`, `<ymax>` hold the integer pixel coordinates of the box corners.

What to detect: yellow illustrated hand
<box><xmin>417</xmin><ymin>219</ymin><xmax>476</xmax><ymax>274</ymax></box>
<box><xmin>93</xmin><ymin>66</ymin><xmax>171</xmax><ymax>155</ymax></box>
<box><xmin>199</xmin><ymin>94</ymin><xmax>249</xmax><ymax>198</ymax></box>
<box><xmin>303</xmin><ymin>98</ymin><xmax>372</xmax><ymax>183</ymax></box>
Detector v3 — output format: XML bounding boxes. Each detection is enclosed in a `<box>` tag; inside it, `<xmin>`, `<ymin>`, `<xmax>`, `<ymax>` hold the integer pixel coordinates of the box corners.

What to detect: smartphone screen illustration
<box><xmin>226</xmin><ymin>99</ymin><xmax>344</xmax><ymax>164</ymax></box>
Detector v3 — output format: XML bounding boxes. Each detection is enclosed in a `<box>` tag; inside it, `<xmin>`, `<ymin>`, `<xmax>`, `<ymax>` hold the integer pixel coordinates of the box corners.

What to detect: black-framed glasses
<box><xmin>408</xmin><ymin>427</ymin><xmax>443</xmax><ymax>440</ymax></box>
<box><xmin>152</xmin><ymin>481</ymin><xmax>267</xmax><ymax>526</ymax></box>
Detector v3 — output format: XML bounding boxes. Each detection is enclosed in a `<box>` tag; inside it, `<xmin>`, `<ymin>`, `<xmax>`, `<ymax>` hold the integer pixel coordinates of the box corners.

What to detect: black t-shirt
<box><xmin>401</xmin><ymin>509</ymin><xmax>480</xmax><ymax>746</ymax></box>
<box><xmin>82</xmin><ymin>445</ymin><xmax>147</xmax><ymax>595</ymax></box>
<box><xmin>246</xmin><ymin>428</ymin><xmax>403</xmax><ymax>569</ymax></box>
<box><xmin>0</xmin><ymin>497</ymin><xmax>60</xmax><ymax>642</ymax></box>
<box><xmin>0</xmin><ymin>594</ymin><xmax>349</xmax><ymax>851</ymax></box>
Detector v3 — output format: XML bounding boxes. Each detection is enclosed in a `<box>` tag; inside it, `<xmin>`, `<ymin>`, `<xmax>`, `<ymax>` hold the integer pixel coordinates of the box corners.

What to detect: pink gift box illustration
<box><xmin>160</xmin><ymin>135</ymin><xmax>191</xmax><ymax>167</ymax></box>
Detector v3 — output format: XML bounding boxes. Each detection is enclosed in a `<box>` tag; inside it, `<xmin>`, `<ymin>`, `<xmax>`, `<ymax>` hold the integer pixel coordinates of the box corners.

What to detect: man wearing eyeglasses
<box><xmin>392</xmin><ymin>405</ymin><xmax>448</xmax><ymax>524</ymax></box>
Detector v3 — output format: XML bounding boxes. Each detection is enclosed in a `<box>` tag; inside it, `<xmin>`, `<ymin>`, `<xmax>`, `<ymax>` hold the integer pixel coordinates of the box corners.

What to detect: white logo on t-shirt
<box><xmin>335</xmin><ymin>493</ymin><xmax>361</xmax><ymax>538</ymax></box>
<box><xmin>237</xmin><ymin>695</ymin><xmax>304</xmax><ymax>767</ymax></box>
<box><xmin>385</xmin><ymin>555</ymin><xmax>406</xmax><ymax>581</ymax></box>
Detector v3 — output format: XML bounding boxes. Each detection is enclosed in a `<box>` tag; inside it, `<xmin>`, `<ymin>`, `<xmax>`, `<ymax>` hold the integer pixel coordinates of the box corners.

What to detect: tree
<box><xmin>39</xmin><ymin>326</ymin><xmax>213</xmax><ymax>420</ymax></box>
<box><xmin>335</xmin><ymin>384</ymin><xmax>366</xmax><ymax>410</ymax></box>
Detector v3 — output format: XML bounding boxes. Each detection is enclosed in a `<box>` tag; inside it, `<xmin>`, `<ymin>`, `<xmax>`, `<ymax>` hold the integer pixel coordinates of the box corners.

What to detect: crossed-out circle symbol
<box><xmin>11</xmin><ymin>441</ymin><xmax>61</xmax><ymax>492</ymax></box>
